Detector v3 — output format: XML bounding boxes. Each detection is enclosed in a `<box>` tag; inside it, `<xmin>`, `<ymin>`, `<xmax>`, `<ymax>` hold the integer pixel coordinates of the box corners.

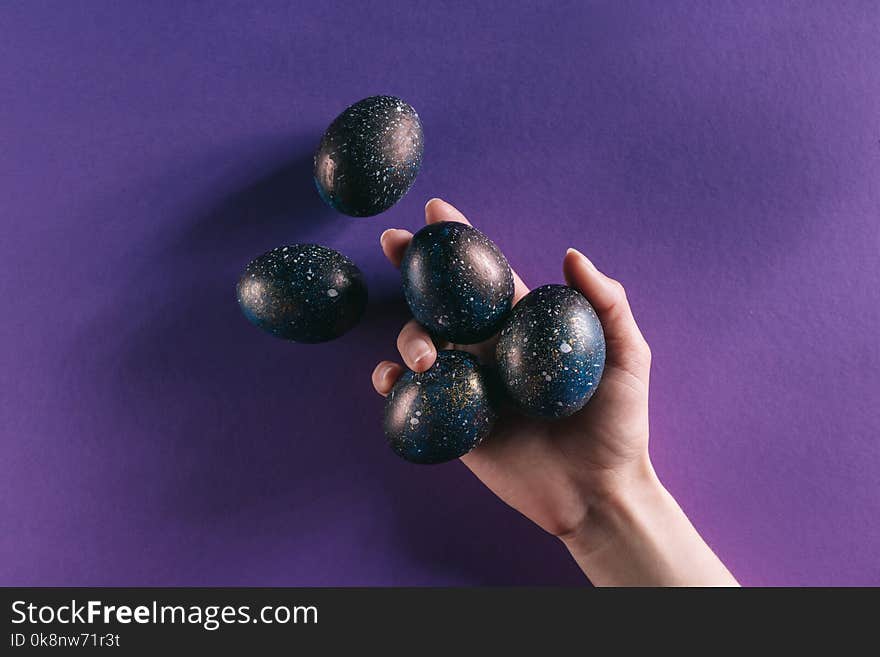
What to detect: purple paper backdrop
<box><xmin>1</xmin><ymin>1</ymin><xmax>878</xmax><ymax>586</ymax></box>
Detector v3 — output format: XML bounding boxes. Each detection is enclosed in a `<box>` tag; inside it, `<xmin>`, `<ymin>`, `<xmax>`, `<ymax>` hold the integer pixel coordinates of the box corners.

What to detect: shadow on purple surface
<box><xmin>175</xmin><ymin>146</ymin><xmax>334</xmax><ymax>255</ymax></box>
<box><xmin>66</xmin><ymin>139</ymin><xmax>582</xmax><ymax>585</ymax></box>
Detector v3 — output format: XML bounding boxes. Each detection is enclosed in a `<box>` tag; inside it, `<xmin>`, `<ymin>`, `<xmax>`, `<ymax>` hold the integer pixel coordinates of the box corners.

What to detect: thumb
<box><xmin>563</xmin><ymin>248</ymin><xmax>651</xmax><ymax>375</ymax></box>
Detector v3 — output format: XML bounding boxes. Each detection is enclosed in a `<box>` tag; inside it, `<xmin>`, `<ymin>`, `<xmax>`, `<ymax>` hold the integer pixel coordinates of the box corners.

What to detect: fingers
<box><xmin>563</xmin><ymin>248</ymin><xmax>651</xmax><ymax>370</ymax></box>
<box><xmin>378</xmin><ymin>199</ymin><xmax>462</xmax><ymax>271</ymax></box>
<box><xmin>379</xmin><ymin>226</ymin><xmax>435</xmax><ymax>373</ymax></box>
<box><xmin>372</xmin><ymin>360</ymin><xmax>405</xmax><ymax>396</ymax></box>
<box><xmin>379</xmin><ymin>228</ymin><xmax>412</xmax><ymax>268</ymax></box>
<box><xmin>425</xmin><ymin>197</ymin><xmax>470</xmax><ymax>225</ymax></box>
<box><xmin>396</xmin><ymin>319</ymin><xmax>437</xmax><ymax>372</ymax></box>
<box><xmin>424</xmin><ymin>198</ymin><xmax>530</xmax><ymax>303</ymax></box>
<box><xmin>371</xmin><ymin>317</ymin><xmax>437</xmax><ymax>397</ymax></box>
<box><xmin>371</xmin><ymin>315</ymin><xmax>439</xmax><ymax>396</ymax></box>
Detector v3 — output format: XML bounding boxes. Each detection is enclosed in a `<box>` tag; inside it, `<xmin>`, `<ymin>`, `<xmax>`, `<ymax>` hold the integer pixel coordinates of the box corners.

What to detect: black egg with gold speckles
<box><xmin>314</xmin><ymin>95</ymin><xmax>423</xmax><ymax>217</ymax></box>
<box><xmin>401</xmin><ymin>221</ymin><xmax>514</xmax><ymax>344</ymax></box>
<box><xmin>237</xmin><ymin>244</ymin><xmax>367</xmax><ymax>343</ymax></box>
<box><xmin>384</xmin><ymin>350</ymin><xmax>496</xmax><ymax>464</ymax></box>
<box><xmin>496</xmin><ymin>284</ymin><xmax>605</xmax><ymax>418</ymax></box>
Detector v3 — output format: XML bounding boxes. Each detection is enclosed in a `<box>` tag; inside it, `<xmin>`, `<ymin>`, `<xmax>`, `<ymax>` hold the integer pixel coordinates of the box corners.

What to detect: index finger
<box><xmin>377</xmin><ymin>198</ymin><xmax>469</xmax><ymax>269</ymax></box>
<box><xmin>379</xmin><ymin>228</ymin><xmax>412</xmax><ymax>268</ymax></box>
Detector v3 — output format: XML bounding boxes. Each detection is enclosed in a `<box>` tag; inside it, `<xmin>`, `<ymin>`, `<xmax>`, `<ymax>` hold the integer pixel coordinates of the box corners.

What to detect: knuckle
<box><xmin>608</xmin><ymin>278</ymin><xmax>627</xmax><ymax>299</ymax></box>
<box><xmin>627</xmin><ymin>334</ymin><xmax>651</xmax><ymax>367</ymax></box>
<box><xmin>371</xmin><ymin>372</ymin><xmax>387</xmax><ymax>395</ymax></box>
<box><xmin>397</xmin><ymin>320</ymin><xmax>416</xmax><ymax>347</ymax></box>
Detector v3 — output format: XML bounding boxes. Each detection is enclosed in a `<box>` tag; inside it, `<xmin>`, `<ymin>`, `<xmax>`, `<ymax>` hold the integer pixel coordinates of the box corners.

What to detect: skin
<box><xmin>373</xmin><ymin>198</ymin><xmax>738</xmax><ymax>587</ymax></box>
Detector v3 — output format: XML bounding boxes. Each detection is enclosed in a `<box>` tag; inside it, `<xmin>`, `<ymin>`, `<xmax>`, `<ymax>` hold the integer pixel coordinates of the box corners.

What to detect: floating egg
<box><xmin>313</xmin><ymin>95</ymin><xmax>423</xmax><ymax>217</ymax></box>
<box><xmin>401</xmin><ymin>221</ymin><xmax>514</xmax><ymax>344</ymax></box>
<box><xmin>496</xmin><ymin>284</ymin><xmax>605</xmax><ymax>418</ymax></box>
<box><xmin>236</xmin><ymin>244</ymin><xmax>367</xmax><ymax>343</ymax></box>
<box><xmin>384</xmin><ymin>350</ymin><xmax>496</xmax><ymax>464</ymax></box>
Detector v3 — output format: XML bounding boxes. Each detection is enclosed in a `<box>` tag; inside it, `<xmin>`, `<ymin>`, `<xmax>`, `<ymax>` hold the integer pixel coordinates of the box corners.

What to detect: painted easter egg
<box><xmin>384</xmin><ymin>350</ymin><xmax>496</xmax><ymax>464</ymax></box>
<box><xmin>236</xmin><ymin>244</ymin><xmax>367</xmax><ymax>343</ymax></box>
<box><xmin>496</xmin><ymin>284</ymin><xmax>605</xmax><ymax>418</ymax></box>
<box><xmin>401</xmin><ymin>221</ymin><xmax>513</xmax><ymax>344</ymax></box>
<box><xmin>314</xmin><ymin>95</ymin><xmax>423</xmax><ymax>217</ymax></box>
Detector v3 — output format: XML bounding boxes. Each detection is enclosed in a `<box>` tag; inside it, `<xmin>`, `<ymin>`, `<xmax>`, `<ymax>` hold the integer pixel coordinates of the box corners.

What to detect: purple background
<box><xmin>1</xmin><ymin>1</ymin><xmax>878</xmax><ymax>586</ymax></box>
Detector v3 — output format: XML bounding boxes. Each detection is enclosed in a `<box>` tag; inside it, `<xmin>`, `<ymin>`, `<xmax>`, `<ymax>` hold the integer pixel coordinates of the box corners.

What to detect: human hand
<box><xmin>371</xmin><ymin>198</ymin><xmax>653</xmax><ymax>540</ymax></box>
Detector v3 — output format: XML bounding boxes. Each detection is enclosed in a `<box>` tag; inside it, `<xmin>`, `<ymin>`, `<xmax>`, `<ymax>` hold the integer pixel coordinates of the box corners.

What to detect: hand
<box><xmin>373</xmin><ymin>198</ymin><xmax>738</xmax><ymax>586</ymax></box>
<box><xmin>372</xmin><ymin>198</ymin><xmax>653</xmax><ymax>539</ymax></box>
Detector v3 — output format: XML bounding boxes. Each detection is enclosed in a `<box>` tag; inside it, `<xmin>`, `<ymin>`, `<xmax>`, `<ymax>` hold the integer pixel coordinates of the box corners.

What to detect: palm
<box><xmin>451</xmin><ymin>320</ymin><xmax>650</xmax><ymax>538</ymax></box>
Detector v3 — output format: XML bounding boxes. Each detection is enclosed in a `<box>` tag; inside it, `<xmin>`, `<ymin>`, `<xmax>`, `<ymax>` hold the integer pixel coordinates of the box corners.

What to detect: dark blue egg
<box><xmin>314</xmin><ymin>95</ymin><xmax>423</xmax><ymax>217</ymax></box>
<box><xmin>236</xmin><ymin>244</ymin><xmax>367</xmax><ymax>343</ymax></box>
<box><xmin>384</xmin><ymin>351</ymin><xmax>496</xmax><ymax>464</ymax></box>
<box><xmin>401</xmin><ymin>221</ymin><xmax>514</xmax><ymax>344</ymax></box>
<box><xmin>496</xmin><ymin>285</ymin><xmax>605</xmax><ymax>418</ymax></box>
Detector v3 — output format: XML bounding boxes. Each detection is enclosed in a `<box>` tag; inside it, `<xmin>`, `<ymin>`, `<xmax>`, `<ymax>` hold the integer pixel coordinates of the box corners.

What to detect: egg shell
<box><xmin>384</xmin><ymin>350</ymin><xmax>496</xmax><ymax>464</ymax></box>
<box><xmin>495</xmin><ymin>284</ymin><xmax>605</xmax><ymax>418</ymax></box>
<box><xmin>236</xmin><ymin>244</ymin><xmax>367</xmax><ymax>343</ymax></box>
<box><xmin>401</xmin><ymin>221</ymin><xmax>514</xmax><ymax>344</ymax></box>
<box><xmin>313</xmin><ymin>95</ymin><xmax>423</xmax><ymax>217</ymax></box>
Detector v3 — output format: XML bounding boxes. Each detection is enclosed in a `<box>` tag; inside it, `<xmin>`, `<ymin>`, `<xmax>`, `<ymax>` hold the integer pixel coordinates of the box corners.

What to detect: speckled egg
<box><xmin>496</xmin><ymin>284</ymin><xmax>605</xmax><ymax>418</ymax></box>
<box><xmin>236</xmin><ymin>244</ymin><xmax>367</xmax><ymax>343</ymax></box>
<box><xmin>384</xmin><ymin>350</ymin><xmax>496</xmax><ymax>464</ymax></box>
<box><xmin>401</xmin><ymin>221</ymin><xmax>514</xmax><ymax>344</ymax></box>
<box><xmin>313</xmin><ymin>95</ymin><xmax>423</xmax><ymax>217</ymax></box>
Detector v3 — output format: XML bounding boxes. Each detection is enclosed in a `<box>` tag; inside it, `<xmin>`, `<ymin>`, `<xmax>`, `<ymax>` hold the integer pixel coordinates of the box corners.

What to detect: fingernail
<box><xmin>380</xmin><ymin>228</ymin><xmax>396</xmax><ymax>247</ymax></box>
<box><xmin>425</xmin><ymin>197</ymin><xmax>443</xmax><ymax>209</ymax></box>
<box><xmin>406</xmin><ymin>339</ymin><xmax>434</xmax><ymax>368</ymax></box>
<box><xmin>378</xmin><ymin>363</ymin><xmax>395</xmax><ymax>384</ymax></box>
<box><xmin>567</xmin><ymin>247</ymin><xmax>596</xmax><ymax>270</ymax></box>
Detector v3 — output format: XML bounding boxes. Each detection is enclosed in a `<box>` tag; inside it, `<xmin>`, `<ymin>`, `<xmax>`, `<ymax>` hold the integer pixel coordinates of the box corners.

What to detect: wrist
<box><xmin>560</xmin><ymin>458</ymin><xmax>667</xmax><ymax>573</ymax></box>
<box><xmin>559</xmin><ymin>458</ymin><xmax>738</xmax><ymax>586</ymax></box>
